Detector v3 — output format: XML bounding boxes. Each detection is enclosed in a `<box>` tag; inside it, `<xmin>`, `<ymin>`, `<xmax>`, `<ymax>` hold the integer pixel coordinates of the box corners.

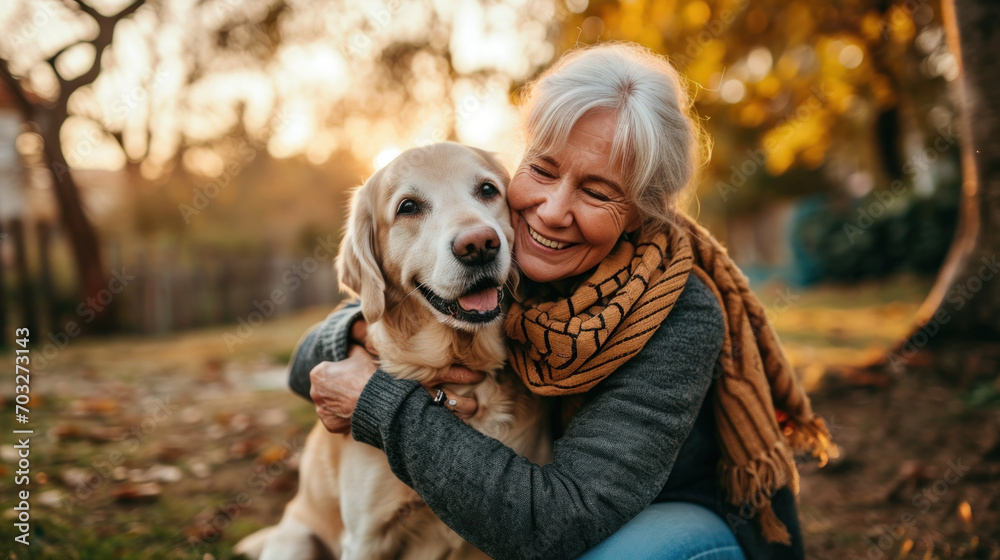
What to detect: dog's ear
<box><xmin>337</xmin><ymin>172</ymin><xmax>386</xmax><ymax>323</ymax></box>
<box><xmin>469</xmin><ymin>147</ymin><xmax>511</xmax><ymax>188</ymax></box>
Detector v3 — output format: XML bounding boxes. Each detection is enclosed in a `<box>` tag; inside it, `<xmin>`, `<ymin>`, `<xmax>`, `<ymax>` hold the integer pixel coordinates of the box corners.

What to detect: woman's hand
<box><xmin>310</xmin><ymin>341</ymin><xmax>488</xmax><ymax>433</ymax></box>
<box><xmin>310</xmin><ymin>345</ymin><xmax>379</xmax><ymax>434</ymax></box>
<box><xmin>424</xmin><ymin>365</ymin><xmax>486</xmax><ymax>420</ymax></box>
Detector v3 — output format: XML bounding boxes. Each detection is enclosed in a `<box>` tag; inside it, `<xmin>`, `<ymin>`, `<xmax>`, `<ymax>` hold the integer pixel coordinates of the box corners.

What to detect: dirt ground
<box><xmin>798</xmin><ymin>366</ymin><xmax>1000</xmax><ymax>559</ymax></box>
<box><xmin>1</xmin><ymin>273</ymin><xmax>998</xmax><ymax>559</ymax></box>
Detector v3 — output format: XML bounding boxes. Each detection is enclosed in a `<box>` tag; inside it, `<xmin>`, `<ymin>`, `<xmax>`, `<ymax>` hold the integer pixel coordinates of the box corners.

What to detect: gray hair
<box><xmin>518</xmin><ymin>42</ymin><xmax>710</xmax><ymax>234</ymax></box>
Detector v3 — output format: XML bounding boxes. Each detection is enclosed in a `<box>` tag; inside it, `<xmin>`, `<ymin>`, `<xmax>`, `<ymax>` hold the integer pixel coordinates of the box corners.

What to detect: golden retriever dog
<box><xmin>235</xmin><ymin>143</ymin><xmax>552</xmax><ymax>560</ymax></box>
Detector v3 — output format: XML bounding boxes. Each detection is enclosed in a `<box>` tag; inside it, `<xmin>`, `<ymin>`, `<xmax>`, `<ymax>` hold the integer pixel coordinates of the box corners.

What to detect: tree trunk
<box><xmin>39</xmin><ymin>110</ymin><xmax>111</xmax><ymax>330</ymax></box>
<box><xmin>895</xmin><ymin>0</ymin><xmax>1000</xmax><ymax>373</ymax></box>
<box><xmin>0</xmin><ymin>1</ymin><xmax>145</xmax><ymax>332</ymax></box>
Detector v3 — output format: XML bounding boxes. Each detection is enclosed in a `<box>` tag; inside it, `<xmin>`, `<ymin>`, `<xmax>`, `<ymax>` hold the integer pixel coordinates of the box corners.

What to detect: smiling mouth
<box><xmin>527</xmin><ymin>225</ymin><xmax>572</xmax><ymax>250</ymax></box>
<box><xmin>416</xmin><ymin>279</ymin><xmax>504</xmax><ymax>324</ymax></box>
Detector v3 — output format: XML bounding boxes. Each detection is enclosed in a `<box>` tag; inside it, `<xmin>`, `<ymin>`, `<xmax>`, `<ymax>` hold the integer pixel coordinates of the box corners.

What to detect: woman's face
<box><xmin>509</xmin><ymin>110</ymin><xmax>641</xmax><ymax>284</ymax></box>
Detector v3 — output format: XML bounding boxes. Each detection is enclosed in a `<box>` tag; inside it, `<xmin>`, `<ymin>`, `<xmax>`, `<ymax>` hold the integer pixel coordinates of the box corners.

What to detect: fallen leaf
<box><xmin>256</xmin><ymin>445</ymin><xmax>290</xmax><ymax>466</ymax></box>
<box><xmin>111</xmin><ymin>481</ymin><xmax>161</xmax><ymax>503</ymax></box>
<box><xmin>958</xmin><ymin>500</ymin><xmax>972</xmax><ymax>525</ymax></box>
<box><xmin>50</xmin><ymin>423</ymin><xmax>85</xmax><ymax>441</ymax></box>
<box><xmin>214</xmin><ymin>411</ymin><xmax>235</xmax><ymax>426</ymax></box>
<box><xmin>229</xmin><ymin>413</ymin><xmax>253</xmax><ymax>433</ymax></box>
<box><xmin>154</xmin><ymin>443</ymin><xmax>187</xmax><ymax>463</ymax></box>
<box><xmin>230</xmin><ymin>439</ymin><xmax>259</xmax><ymax>459</ymax></box>
<box><xmin>207</xmin><ymin>424</ymin><xmax>226</xmax><ymax>440</ymax></box>
<box><xmin>189</xmin><ymin>462</ymin><xmax>210</xmax><ymax>479</ymax></box>
<box><xmin>38</xmin><ymin>489</ymin><xmax>66</xmax><ymax>508</ymax></box>
<box><xmin>74</xmin><ymin>397</ymin><xmax>119</xmax><ymax>416</ymax></box>
<box><xmin>145</xmin><ymin>464</ymin><xmax>184</xmax><ymax>483</ymax></box>
<box><xmin>61</xmin><ymin>467</ymin><xmax>92</xmax><ymax>488</ymax></box>
<box><xmin>85</xmin><ymin>426</ymin><xmax>122</xmax><ymax>442</ymax></box>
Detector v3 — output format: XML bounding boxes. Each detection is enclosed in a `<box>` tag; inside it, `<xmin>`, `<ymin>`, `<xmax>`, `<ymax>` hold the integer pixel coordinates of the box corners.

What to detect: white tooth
<box><xmin>529</xmin><ymin>226</ymin><xmax>568</xmax><ymax>249</ymax></box>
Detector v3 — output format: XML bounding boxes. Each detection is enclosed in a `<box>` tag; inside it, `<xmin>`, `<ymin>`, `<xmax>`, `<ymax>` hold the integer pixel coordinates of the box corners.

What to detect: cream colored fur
<box><xmin>235</xmin><ymin>143</ymin><xmax>552</xmax><ymax>560</ymax></box>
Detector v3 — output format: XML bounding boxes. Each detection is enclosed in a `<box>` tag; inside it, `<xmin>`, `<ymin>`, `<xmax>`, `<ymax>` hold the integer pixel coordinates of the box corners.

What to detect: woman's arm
<box><xmin>288</xmin><ymin>300</ymin><xmax>364</xmax><ymax>401</ymax></box>
<box><xmin>289</xmin><ymin>299</ymin><xmax>483</xmax><ymax>429</ymax></box>
<box><xmin>350</xmin><ymin>275</ymin><xmax>726</xmax><ymax>560</ymax></box>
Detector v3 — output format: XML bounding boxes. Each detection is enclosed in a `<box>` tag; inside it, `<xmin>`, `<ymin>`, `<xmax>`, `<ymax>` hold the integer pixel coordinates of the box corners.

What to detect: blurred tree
<box><xmin>89</xmin><ymin>0</ymin><xmax>556</xmax><ymax>183</ymax></box>
<box><xmin>0</xmin><ymin>0</ymin><xmax>556</xmax><ymax>329</ymax></box>
<box><xmin>558</xmin><ymin>0</ymin><xmax>958</xmax><ymax>235</ymax></box>
<box><xmin>0</xmin><ymin>0</ymin><xmax>145</xmax><ymax>328</ymax></box>
<box><xmin>903</xmin><ymin>0</ymin><xmax>1000</xmax><ymax>353</ymax></box>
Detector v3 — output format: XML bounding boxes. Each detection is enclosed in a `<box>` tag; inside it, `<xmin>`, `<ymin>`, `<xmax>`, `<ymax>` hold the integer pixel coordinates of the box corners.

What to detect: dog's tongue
<box><xmin>457</xmin><ymin>287</ymin><xmax>499</xmax><ymax>313</ymax></box>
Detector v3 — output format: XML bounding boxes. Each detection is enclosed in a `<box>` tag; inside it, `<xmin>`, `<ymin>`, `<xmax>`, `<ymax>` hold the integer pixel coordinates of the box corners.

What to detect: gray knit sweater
<box><xmin>288</xmin><ymin>274</ymin><xmax>804</xmax><ymax>560</ymax></box>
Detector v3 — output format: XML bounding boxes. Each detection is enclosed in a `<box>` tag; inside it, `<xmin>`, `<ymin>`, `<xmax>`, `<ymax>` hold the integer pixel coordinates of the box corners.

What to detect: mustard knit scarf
<box><xmin>504</xmin><ymin>214</ymin><xmax>834</xmax><ymax>544</ymax></box>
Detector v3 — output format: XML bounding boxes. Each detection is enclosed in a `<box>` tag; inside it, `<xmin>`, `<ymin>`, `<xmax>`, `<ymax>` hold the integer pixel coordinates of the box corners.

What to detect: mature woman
<box><xmin>288</xmin><ymin>43</ymin><xmax>831</xmax><ymax>560</ymax></box>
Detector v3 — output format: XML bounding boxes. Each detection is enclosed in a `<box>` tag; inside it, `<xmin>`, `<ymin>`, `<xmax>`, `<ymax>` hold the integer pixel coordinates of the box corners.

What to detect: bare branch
<box><xmin>108</xmin><ymin>0</ymin><xmax>145</xmax><ymax>23</ymax></box>
<box><xmin>60</xmin><ymin>0</ymin><xmax>146</xmax><ymax>103</ymax></box>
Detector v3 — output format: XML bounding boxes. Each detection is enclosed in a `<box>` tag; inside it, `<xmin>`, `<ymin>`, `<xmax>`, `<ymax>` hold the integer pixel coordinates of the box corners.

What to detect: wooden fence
<box><xmin>112</xmin><ymin>249</ymin><xmax>339</xmax><ymax>334</ymax></box>
<box><xmin>1</xmin><ymin>219</ymin><xmax>340</xmax><ymax>338</ymax></box>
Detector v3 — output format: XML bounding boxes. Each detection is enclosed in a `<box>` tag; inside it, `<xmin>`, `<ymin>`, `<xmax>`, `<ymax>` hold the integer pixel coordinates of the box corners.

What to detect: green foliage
<box><xmin>791</xmin><ymin>185</ymin><xmax>958</xmax><ymax>282</ymax></box>
<box><xmin>961</xmin><ymin>382</ymin><xmax>1000</xmax><ymax>410</ymax></box>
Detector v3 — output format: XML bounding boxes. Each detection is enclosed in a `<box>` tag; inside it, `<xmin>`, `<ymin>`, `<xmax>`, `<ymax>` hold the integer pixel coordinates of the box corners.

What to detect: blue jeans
<box><xmin>577</xmin><ymin>502</ymin><xmax>746</xmax><ymax>560</ymax></box>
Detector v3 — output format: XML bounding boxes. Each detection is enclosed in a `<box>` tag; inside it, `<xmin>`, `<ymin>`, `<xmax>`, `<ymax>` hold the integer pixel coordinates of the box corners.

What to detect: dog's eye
<box><xmin>479</xmin><ymin>182</ymin><xmax>499</xmax><ymax>198</ymax></box>
<box><xmin>396</xmin><ymin>199</ymin><xmax>419</xmax><ymax>215</ymax></box>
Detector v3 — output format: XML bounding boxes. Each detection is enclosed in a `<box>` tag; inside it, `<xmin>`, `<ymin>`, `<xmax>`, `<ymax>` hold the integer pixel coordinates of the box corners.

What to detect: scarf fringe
<box><xmin>720</xmin><ymin>440</ymin><xmax>795</xmax><ymax>504</ymax></box>
<box><xmin>719</xmin><ymin>440</ymin><xmax>797</xmax><ymax>545</ymax></box>
<box><xmin>719</xmin><ymin>416</ymin><xmax>835</xmax><ymax>545</ymax></box>
<box><xmin>759</xmin><ymin>502</ymin><xmax>793</xmax><ymax>546</ymax></box>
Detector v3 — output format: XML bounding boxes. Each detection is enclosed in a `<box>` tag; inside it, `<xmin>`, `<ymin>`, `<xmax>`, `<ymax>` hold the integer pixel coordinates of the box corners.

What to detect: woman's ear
<box><xmin>336</xmin><ymin>174</ymin><xmax>386</xmax><ymax>323</ymax></box>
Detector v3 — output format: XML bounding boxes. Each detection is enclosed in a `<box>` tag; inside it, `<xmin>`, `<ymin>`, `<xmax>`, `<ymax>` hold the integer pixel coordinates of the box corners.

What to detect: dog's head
<box><xmin>337</xmin><ymin>142</ymin><xmax>515</xmax><ymax>331</ymax></box>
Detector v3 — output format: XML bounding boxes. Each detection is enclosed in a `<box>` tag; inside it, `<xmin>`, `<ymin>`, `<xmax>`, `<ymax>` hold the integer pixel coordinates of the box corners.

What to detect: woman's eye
<box><xmin>396</xmin><ymin>199</ymin><xmax>419</xmax><ymax>215</ymax></box>
<box><xmin>480</xmin><ymin>182</ymin><xmax>499</xmax><ymax>198</ymax></box>
<box><xmin>583</xmin><ymin>189</ymin><xmax>611</xmax><ymax>202</ymax></box>
<box><xmin>530</xmin><ymin>165</ymin><xmax>555</xmax><ymax>179</ymax></box>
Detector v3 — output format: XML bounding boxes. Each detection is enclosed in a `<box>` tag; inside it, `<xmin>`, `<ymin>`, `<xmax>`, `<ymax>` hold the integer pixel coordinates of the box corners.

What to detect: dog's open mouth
<box><xmin>417</xmin><ymin>279</ymin><xmax>504</xmax><ymax>324</ymax></box>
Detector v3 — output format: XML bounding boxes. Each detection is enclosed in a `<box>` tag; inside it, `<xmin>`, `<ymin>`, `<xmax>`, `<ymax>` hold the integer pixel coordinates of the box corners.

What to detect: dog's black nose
<box><xmin>453</xmin><ymin>226</ymin><xmax>500</xmax><ymax>266</ymax></box>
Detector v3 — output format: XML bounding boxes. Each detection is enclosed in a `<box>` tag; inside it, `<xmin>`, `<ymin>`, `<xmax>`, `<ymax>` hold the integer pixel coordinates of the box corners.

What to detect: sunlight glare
<box><xmin>374</xmin><ymin>147</ymin><xmax>403</xmax><ymax>170</ymax></box>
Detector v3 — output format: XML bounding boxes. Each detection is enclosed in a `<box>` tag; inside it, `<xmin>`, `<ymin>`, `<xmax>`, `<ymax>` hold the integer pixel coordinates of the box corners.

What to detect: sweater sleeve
<box><xmin>349</xmin><ymin>275</ymin><xmax>726</xmax><ymax>560</ymax></box>
<box><xmin>287</xmin><ymin>299</ymin><xmax>364</xmax><ymax>402</ymax></box>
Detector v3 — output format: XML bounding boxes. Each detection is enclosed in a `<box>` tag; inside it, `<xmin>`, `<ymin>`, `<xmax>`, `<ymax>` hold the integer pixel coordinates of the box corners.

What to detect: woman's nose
<box><xmin>535</xmin><ymin>183</ymin><xmax>574</xmax><ymax>229</ymax></box>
